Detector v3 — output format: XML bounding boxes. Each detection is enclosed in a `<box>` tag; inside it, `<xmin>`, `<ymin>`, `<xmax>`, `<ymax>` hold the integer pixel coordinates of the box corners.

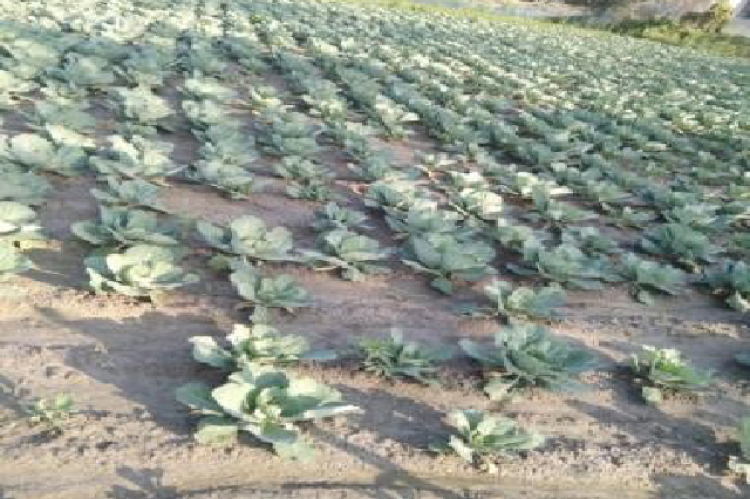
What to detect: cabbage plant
<box><xmin>703</xmin><ymin>260</ymin><xmax>750</xmax><ymax>312</ymax></box>
<box><xmin>630</xmin><ymin>346</ymin><xmax>712</xmax><ymax>405</ymax></box>
<box><xmin>229</xmin><ymin>263</ymin><xmax>310</xmax><ymax>323</ymax></box>
<box><xmin>188</xmin><ymin>160</ymin><xmax>264</xmax><ymax>200</ymax></box>
<box><xmin>640</xmin><ymin>223</ymin><xmax>721</xmax><ymax>272</ymax></box>
<box><xmin>402</xmin><ymin>233</ymin><xmax>496</xmax><ymax>294</ymax></box>
<box><xmin>0</xmin><ymin>202</ymin><xmax>44</xmax><ymax>243</ymax></box>
<box><xmin>358</xmin><ymin>329</ymin><xmax>446</xmax><ymax>385</ymax></box>
<box><xmin>445</xmin><ymin>409</ymin><xmax>544</xmax><ymax>472</ymax></box>
<box><xmin>176</xmin><ymin>366</ymin><xmax>360</xmax><ymax>459</ymax></box>
<box><xmin>460</xmin><ymin>322</ymin><xmax>598</xmax><ymax>399</ymax></box>
<box><xmin>459</xmin><ymin>280</ymin><xmax>565</xmax><ymax>321</ymax></box>
<box><xmin>72</xmin><ymin>207</ymin><xmax>180</xmax><ymax>249</ymax></box>
<box><xmin>90</xmin><ymin>177</ymin><xmax>163</xmax><ymax>210</ymax></box>
<box><xmin>197</xmin><ymin>215</ymin><xmax>296</xmax><ymax>267</ymax></box>
<box><xmin>301</xmin><ymin>229</ymin><xmax>392</xmax><ymax>281</ymax></box>
<box><xmin>312</xmin><ymin>203</ymin><xmax>369</xmax><ymax>233</ymax></box>
<box><xmin>618</xmin><ymin>253</ymin><xmax>686</xmax><ymax>305</ymax></box>
<box><xmin>0</xmin><ymin>167</ymin><xmax>50</xmax><ymax>205</ymax></box>
<box><xmin>90</xmin><ymin>135</ymin><xmax>184</xmax><ymax>183</ymax></box>
<box><xmin>189</xmin><ymin>323</ymin><xmax>336</xmax><ymax>370</ymax></box>
<box><xmin>0</xmin><ymin>133</ymin><xmax>87</xmax><ymax>176</ymax></box>
<box><xmin>85</xmin><ymin>245</ymin><xmax>198</xmax><ymax>299</ymax></box>
<box><xmin>509</xmin><ymin>241</ymin><xmax>617</xmax><ymax>290</ymax></box>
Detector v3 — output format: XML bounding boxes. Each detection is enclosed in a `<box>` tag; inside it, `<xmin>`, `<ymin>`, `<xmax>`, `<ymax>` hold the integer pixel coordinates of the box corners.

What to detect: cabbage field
<box><xmin>0</xmin><ymin>0</ymin><xmax>749</xmax><ymax>497</ymax></box>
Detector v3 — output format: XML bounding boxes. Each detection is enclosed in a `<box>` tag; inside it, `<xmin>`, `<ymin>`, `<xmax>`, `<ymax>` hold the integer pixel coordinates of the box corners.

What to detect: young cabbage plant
<box><xmin>90</xmin><ymin>177</ymin><xmax>163</xmax><ymax>211</ymax></box>
<box><xmin>301</xmin><ymin>229</ymin><xmax>392</xmax><ymax>281</ymax></box>
<box><xmin>90</xmin><ymin>135</ymin><xmax>184</xmax><ymax>184</ymax></box>
<box><xmin>508</xmin><ymin>241</ymin><xmax>618</xmax><ymax>291</ymax></box>
<box><xmin>445</xmin><ymin>409</ymin><xmax>544</xmax><ymax>473</ymax></box>
<box><xmin>0</xmin><ymin>242</ymin><xmax>32</xmax><ymax>281</ymax></box>
<box><xmin>609</xmin><ymin>206</ymin><xmax>657</xmax><ymax>229</ymax></box>
<box><xmin>561</xmin><ymin>227</ymin><xmax>620</xmax><ymax>256</ymax></box>
<box><xmin>358</xmin><ymin>329</ymin><xmax>447</xmax><ymax>385</ymax></box>
<box><xmin>485</xmin><ymin>219</ymin><xmax>547</xmax><ymax>253</ymax></box>
<box><xmin>703</xmin><ymin>260</ymin><xmax>750</xmax><ymax>312</ymax></box>
<box><xmin>640</xmin><ymin>223</ymin><xmax>721</xmax><ymax>272</ymax></box>
<box><xmin>363</xmin><ymin>180</ymin><xmax>424</xmax><ymax>211</ymax></box>
<box><xmin>460</xmin><ymin>322</ymin><xmax>598</xmax><ymax>400</ymax></box>
<box><xmin>312</xmin><ymin>202</ymin><xmax>370</xmax><ymax>233</ymax></box>
<box><xmin>183</xmin><ymin>72</ymin><xmax>237</xmax><ymax>103</ymax></box>
<box><xmin>189</xmin><ymin>323</ymin><xmax>336</xmax><ymax>370</ymax></box>
<box><xmin>385</xmin><ymin>201</ymin><xmax>470</xmax><ymax>241</ymax></box>
<box><xmin>0</xmin><ymin>133</ymin><xmax>87</xmax><ymax>177</ymax></box>
<box><xmin>728</xmin><ymin>417</ymin><xmax>750</xmax><ymax>484</ymax></box>
<box><xmin>347</xmin><ymin>153</ymin><xmax>412</xmax><ymax>182</ymax></box>
<box><xmin>114</xmin><ymin>85</ymin><xmax>173</xmax><ymax>133</ymax></box>
<box><xmin>188</xmin><ymin>160</ymin><xmax>264</xmax><ymax>200</ymax></box>
<box><xmin>85</xmin><ymin>245</ymin><xmax>198</xmax><ymax>299</ymax></box>
<box><xmin>197</xmin><ymin>215</ymin><xmax>296</xmax><ymax>269</ymax></box>
<box><xmin>402</xmin><ymin>233</ymin><xmax>496</xmax><ymax>295</ymax></box>
<box><xmin>274</xmin><ymin>156</ymin><xmax>336</xmax><ymax>201</ymax></box>
<box><xmin>26</xmin><ymin>393</ymin><xmax>74</xmax><ymax>432</ymax></box>
<box><xmin>72</xmin><ymin>206</ymin><xmax>181</xmax><ymax>249</ymax></box>
<box><xmin>0</xmin><ymin>202</ymin><xmax>44</xmax><ymax>243</ymax></box>
<box><xmin>459</xmin><ymin>280</ymin><xmax>566</xmax><ymax>321</ymax></box>
<box><xmin>197</xmin><ymin>125</ymin><xmax>260</xmax><ymax>166</ymax></box>
<box><xmin>0</xmin><ymin>167</ymin><xmax>50</xmax><ymax>205</ymax></box>
<box><xmin>175</xmin><ymin>366</ymin><xmax>360</xmax><ymax>459</ymax></box>
<box><xmin>618</xmin><ymin>253</ymin><xmax>686</xmax><ymax>305</ymax></box>
<box><xmin>630</xmin><ymin>346</ymin><xmax>713</xmax><ymax>405</ymax></box>
<box><xmin>229</xmin><ymin>263</ymin><xmax>310</xmax><ymax>323</ymax></box>
<box><xmin>449</xmin><ymin>188</ymin><xmax>504</xmax><ymax>225</ymax></box>
<box><xmin>526</xmin><ymin>189</ymin><xmax>595</xmax><ymax>228</ymax></box>
<box><xmin>260</xmin><ymin>111</ymin><xmax>322</xmax><ymax>158</ymax></box>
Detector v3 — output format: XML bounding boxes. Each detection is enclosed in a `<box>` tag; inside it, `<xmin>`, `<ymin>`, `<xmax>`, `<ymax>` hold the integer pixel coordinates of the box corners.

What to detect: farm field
<box><xmin>0</xmin><ymin>0</ymin><xmax>749</xmax><ymax>498</ymax></box>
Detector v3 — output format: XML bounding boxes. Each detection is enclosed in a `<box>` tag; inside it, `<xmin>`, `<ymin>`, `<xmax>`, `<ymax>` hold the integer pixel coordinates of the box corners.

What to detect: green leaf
<box><xmin>195</xmin><ymin>416</ymin><xmax>239</xmax><ymax>445</ymax></box>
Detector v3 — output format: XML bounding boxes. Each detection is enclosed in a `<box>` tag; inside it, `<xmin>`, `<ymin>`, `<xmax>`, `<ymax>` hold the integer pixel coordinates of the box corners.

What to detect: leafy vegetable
<box><xmin>72</xmin><ymin>206</ymin><xmax>180</xmax><ymax>249</ymax></box>
<box><xmin>312</xmin><ymin>202</ymin><xmax>369</xmax><ymax>233</ymax></box>
<box><xmin>302</xmin><ymin>229</ymin><xmax>391</xmax><ymax>281</ymax></box>
<box><xmin>188</xmin><ymin>160</ymin><xmax>264</xmax><ymax>200</ymax></box>
<box><xmin>402</xmin><ymin>233</ymin><xmax>496</xmax><ymax>294</ymax></box>
<box><xmin>0</xmin><ymin>202</ymin><xmax>43</xmax><ymax>243</ymax></box>
<box><xmin>90</xmin><ymin>177</ymin><xmax>163</xmax><ymax>210</ymax></box>
<box><xmin>176</xmin><ymin>366</ymin><xmax>359</xmax><ymax>459</ymax></box>
<box><xmin>0</xmin><ymin>133</ymin><xmax>87</xmax><ymax>176</ymax></box>
<box><xmin>85</xmin><ymin>245</ymin><xmax>198</xmax><ymax>299</ymax></box>
<box><xmin>618</xmin><ymin>253</ymin><xmax>686</xmax><ymax>305</ymax></box>
<box><xmin>508</xmin><ymin>241</ymin><xmax>617</xmax><ymax>290</ymax></box>
<box><xmin>359</xmin><ymin>329</ymin><xmax>446</xmax><ymax>384</ymax></box>
<box><xmin>189</xmin><ymin>323</ymin><xmax>336</xmax><ymax>370</ymax></box>
<box><xmin>640</xmin><ymin>223</ymin><xmax>720</xmax><ymax>272</ymax></box>
<box><xmin>90</xmin><ymin>135</ymin><xmax>183</xmax><ymax>183</ymax></box>
<box><xmin>460</xmin><ymin>322</ymin><xmax>597</xmax><ymax>399</ymax></box>
<box><xmin>630</xmin><ymin>346</ymin><xmax>712</xmax><ymax>405</ymax></box>
<box><xmin>445</xmin><ymin>409</ymin><xmax>544</xmax><ymax>472</ymax></box>
<box><xmin>703</xmin><ymin>260</ymin><xmax>750</xmax><ymax>312</ymax></box>
<box><xmin>459</xmin><ymin>280</ymin><xmax>565</xmax><ymax>321</ymax></box>
<box><xmin>229</xmin><ymin>263</ymin><xmax>310</xmax><ymax>323</ymax></box>
<box><xmin>197</xmin><ymin>215</ymin><xmax>296</xmax><ymax>267</ymax></box>
<box><xmin>0</xmin><ymin>167</ymin><xmax>50</xmax><ymax>205</ymax></box>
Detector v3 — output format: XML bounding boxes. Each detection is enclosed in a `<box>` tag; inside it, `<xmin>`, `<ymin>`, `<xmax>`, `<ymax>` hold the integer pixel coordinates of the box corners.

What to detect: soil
<box><xmin>0</xmin><ymin>21</ymin><xmax>749</xmax><ymax>499</ymax></box>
